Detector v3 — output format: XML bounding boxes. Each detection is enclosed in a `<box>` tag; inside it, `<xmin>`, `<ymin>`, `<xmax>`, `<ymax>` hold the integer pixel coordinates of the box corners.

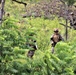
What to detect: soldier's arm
<box><xmin>34</xmin><ymin>41</ymin><xmax>38</xmax><ymax>50</ymax></box>
<box><xmin>59</xmin><ymin>34</ymin><xmax>64</xmax><ymax>41</ymax></box>
<box><xmin>69</xmin><ymin>16</ymin><xmax>74</xmax><ymax>26</ymax></box>
<box><xmin>70</xmin><ymin>20</ymin><xmax>73</xmax><ymax>26</ymax></box>
<box><xmin>50</xmin><ymin>35</ymin><xmax>54</xmax><ymax>41</ymax></box>
<box><xmin>73</xmin><ymin>17</ymin><xmax>76</xmax><ymax>24</ymax></box>
<box><xmin>35</xmin><ymin>44</ymin><xmax>38</xmax><ymax>50</ymax></box>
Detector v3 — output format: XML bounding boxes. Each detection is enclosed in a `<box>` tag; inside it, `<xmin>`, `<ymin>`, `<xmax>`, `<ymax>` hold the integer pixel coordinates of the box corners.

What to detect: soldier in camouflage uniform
<box><xmin>69</xmin><ymin>12</ymin><xmax>76</xmax><ymax>29</ymax></box>
<box><xmin>27</xmin><ymin>40</ymin><xmax>37</xmax><ymax>58</ymax></box>
<box><xmin>26</xmin><ymin>33</ymin><xmax>38</xmax><ymax>58</ymax></box>
<box><xmin>50</xmin><ymin>28</ymin><xmax>64</xmax><ymax>53</ymax></box>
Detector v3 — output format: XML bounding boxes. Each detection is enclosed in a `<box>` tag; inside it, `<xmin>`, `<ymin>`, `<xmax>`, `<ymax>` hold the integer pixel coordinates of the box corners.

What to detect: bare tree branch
<box><xmin>60</xmin><ymin>0</ymin><xmax>65</xmax><ymax>5</ymax></box>
<box><xmin>12</xmin><ymin>0</ymin><xmax>27</xmax><ymax>7</ymax></box>
<box><xmin>60</xmin><ymin>23</ymin><xmax>72</xmax><ymax>29</ymax></box>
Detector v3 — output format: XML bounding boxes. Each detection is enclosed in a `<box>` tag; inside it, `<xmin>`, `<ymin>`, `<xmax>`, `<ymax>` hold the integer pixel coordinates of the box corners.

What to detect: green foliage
<box><xmin>0</xmin><ymin>16</ymin><xmax>76</xmax><ymax>75</ymax></box>
<box><xmin>1</xmin><ymin>0</ymin><xmax>76</xmax><ymax>74</ymax></box>
<box><xmin>0</xmin><ymin>17</ymin><xmax>27</xmax><ymax>75</ymax></box>
<box><xmin>64</xmin><ymin>0</ymin><xmax>76</xmax><ymax>6</ymax></box>
<box><xmin>55</xmin><ymin>42</ymin><xmax>76</xmax><ymax>74</ymax></box>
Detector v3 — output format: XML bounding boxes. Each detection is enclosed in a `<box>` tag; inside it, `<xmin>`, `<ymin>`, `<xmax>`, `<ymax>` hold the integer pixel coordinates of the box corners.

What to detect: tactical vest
<box><xmin>52</xmin><ymin>34</ymin><xmax>62</xmax><ymax>43</ymax></box>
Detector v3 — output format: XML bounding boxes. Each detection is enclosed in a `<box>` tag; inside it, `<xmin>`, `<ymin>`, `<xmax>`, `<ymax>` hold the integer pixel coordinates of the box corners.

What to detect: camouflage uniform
<box><xmin>50</xmin><ymin>29</ymin><xmax>63</xmax><ymax>53</ymax></box>
<box><xmin>69</xmin><ymin>12</ymin><xmax>76</xmax><ymax>29</ymax></box>
<box><xmin>27</xmin><ymin>40</ymin><xmax>38</xmax><ymax>58</ymax></box>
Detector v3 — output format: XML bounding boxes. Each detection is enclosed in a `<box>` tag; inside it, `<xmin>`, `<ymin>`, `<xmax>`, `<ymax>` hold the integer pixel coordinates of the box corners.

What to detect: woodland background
<box><xmin>0</xmin><ymin>0</ymin><xmax>76</xmax><ymax>75</ymax></box>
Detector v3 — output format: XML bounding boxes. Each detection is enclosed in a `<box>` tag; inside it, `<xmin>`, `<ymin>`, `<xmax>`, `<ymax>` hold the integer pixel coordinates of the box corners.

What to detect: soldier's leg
<box><xmin>73</xmin><ymin>24</ymin><xmax>76</xmax><ymax>30</ymax></box>
<box><xmin>27</xmin><ymin>50</ymin><xmax>35</xmax><ymax>58</ymax></box>
<box><xmin>27</xmin><ymin>50</ymin><xmax>32</xmax><ymax>58</ymax></box>
<box><xmin>51</xmin><ymin>42</ymin><xmax>56</xmax><ymax>53</ymax></box>
<box><xmin>51</xmin><ymin>47</ymin><xmax>54</xmax><ymax>53</ymax></box>
<box><xmin>30</xmin><ymin>50</ymin><xmax>35</xmax><ymax>58</ymax></box>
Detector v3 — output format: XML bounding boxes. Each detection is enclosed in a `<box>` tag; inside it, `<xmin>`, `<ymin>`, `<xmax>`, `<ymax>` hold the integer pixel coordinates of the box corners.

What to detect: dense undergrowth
<box><xmin>0</xmin><ymin>0</ymin><xmax>76</xmax><ymax>75</ymax></box>
<box><xmin>0</xmin><ymin>16</ymin><xmax>76</xmax><ymax>75</ymax></box>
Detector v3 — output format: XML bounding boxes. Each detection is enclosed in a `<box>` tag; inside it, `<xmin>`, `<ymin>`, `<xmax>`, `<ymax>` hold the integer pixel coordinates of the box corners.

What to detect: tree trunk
<box><xmin>0</xmin><ymin>0</ymin><xmax>5</xmax><ymax>25</ymax></box>
<box><xmin>60</xmin><ymin>0</ymin><xmax>69</xmax><ymax>40</ymax></box>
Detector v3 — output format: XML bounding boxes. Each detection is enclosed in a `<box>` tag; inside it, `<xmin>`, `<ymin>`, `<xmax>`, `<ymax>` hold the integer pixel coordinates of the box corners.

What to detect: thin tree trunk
<box><xmin>60</xmin><ymin>0</ymin><xmax>69</xmax><ymax>40</ymax></box>
<box><xmin>0</xmin><ymin>0</ymin><xmax>5</xmax><ymax>25</ymax></box>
